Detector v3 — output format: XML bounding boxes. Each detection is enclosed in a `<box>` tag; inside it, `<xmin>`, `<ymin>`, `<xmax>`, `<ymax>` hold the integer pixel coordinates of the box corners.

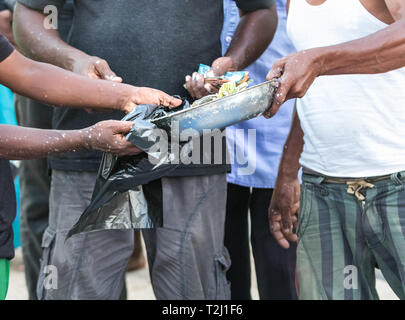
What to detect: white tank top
<box><xmin>287</xmin><ymin>0</ymin><xmax>405</xmax><ymax>177</ymax></box>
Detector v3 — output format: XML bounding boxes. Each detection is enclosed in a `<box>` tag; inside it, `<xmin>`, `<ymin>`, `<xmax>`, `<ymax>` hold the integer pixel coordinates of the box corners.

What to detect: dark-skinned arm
<box><xmin>0</xmin><ymin>50</ymin><xmax>181</xmax><ymax>112</ymax></box>
<box><xmin>13</xmin><ymin>2</ymin><xmax>124</xmax><ymax>81</ymax></box>
<box><xmin>0</xmin><ymin>120</ymin><xmax>140</xmax><ymax>160</ymax></box>
<box><xmin>14</xmin><ymin>3</ymin><xmax>90</xmax><ymax>71</ymax></box>
<box><xmin>319</xmin><ymin>0</ymin><xmax>405</xmax><ymax>76</ymax></box>
<box><xmin>264</xmin><ymin>0</ymin><xmax>405</xmax><ymax>117</ymax></box>
<box><xmin>0</xmin><ymin>50</ymin><xmax>153</xmax><ymax>159</ymax></box>
<box><xmin>268</xmin><ymin>107</ymin><xmax>303</xmax><ymax>249</ymax></box>
<box><xmin>224</xmin><ymin>5</ymin><xmax>278</xmax><ymax>71</ymax></box>
<box><xmin>186</xmin><ymin>2</ymin><xmax>278</xmax><ymax>99</ymax></box>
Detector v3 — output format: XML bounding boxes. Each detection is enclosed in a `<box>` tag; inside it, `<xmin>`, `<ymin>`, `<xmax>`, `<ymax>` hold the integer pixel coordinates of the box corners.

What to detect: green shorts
<box><xmin>0</xmin><ymin>259</ymin><xmax>9</xmax><ymax>300</ymax></box>
<box><xmin>297</xmin><ymin>171</ymin><xmax>405</xmax><ymax>300</ymax></box>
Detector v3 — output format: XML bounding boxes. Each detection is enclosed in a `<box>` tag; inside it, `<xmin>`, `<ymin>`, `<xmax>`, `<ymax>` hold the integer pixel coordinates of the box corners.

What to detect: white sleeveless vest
<box><xmin>287</xmin><ymin>0</ymin><xmax>405</xmax><ymax>177</ymax></box>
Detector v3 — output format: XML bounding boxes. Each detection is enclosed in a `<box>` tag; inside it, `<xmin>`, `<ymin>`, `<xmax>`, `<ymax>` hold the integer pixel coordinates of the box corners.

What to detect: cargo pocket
<box><xmin>36</xmin><ymin>228</ymin><xmax>56</xmax><ymax>300</ymax></box>
<box><xmin>296</xmin><ymin>183</ymin><xmax>313</xmax><ymax>240</ymax></box>
<box><xmin>214</xmin><ymin>248</ymin><xmax>231</xmax><ymax>300</ymax></box>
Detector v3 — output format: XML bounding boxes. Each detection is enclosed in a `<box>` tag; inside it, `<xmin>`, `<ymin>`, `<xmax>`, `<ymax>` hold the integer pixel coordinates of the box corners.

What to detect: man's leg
<box><xmin>224</xmin><ymin>183</ymin><xmax>251</xmax><ymax>300</ymax></box>
<box><xmin>36</xmin><ymin>170</ymin><xmax>134</xmax><ymax>300</ymax></box>
<box><xmin>143</xmin><ymin>174</ymin><xmax>229</xmax><ymax>300</ymax></box>
<box><xmin>366</xmin><ymin>173</ymin><xmax>405</xmax><ymax>299</ymax></box>
<box><xmin>15</xmin><ymin>95</ymin><xmax>52</xmax><ymax>300</ymax></box>
<box><xmin>297</xmin><ymin>174</ymin><xmax>378</xmax><ymax>300</ymax></box>
<box><xmin>250</xmin><ymin>188</ymin><xmax>298</xmax><ymax>300</ymax></box>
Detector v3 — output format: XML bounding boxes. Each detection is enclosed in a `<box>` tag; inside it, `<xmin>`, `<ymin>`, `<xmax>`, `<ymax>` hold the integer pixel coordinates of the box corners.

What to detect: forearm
<box><xmin>315</xmin><ymin>18</ymin><xmax>405</xmax><ymax>75</ymax></box>
<box><xmin>0</xmin><ymin>124</ymin><xmax>89</xmax><ymax>159</ymax></box>
<box><xmin>13</xmin><ymin>2</ymin><xmax>87</xmax><ymax>70</ymax></box>
<box><xmin>225</xmin><ymin>4</ymin><xmax>278</xmax><ymax>70</ymax></box>
<box><xmin>278</xmin><ymin>107</ymin><xmax>303</xmax><ymax>178</ymax></box>
<box><xmin>0</xmin><ymin>51</ymin><xmax>130</xmax><ymax>110</ymax></box>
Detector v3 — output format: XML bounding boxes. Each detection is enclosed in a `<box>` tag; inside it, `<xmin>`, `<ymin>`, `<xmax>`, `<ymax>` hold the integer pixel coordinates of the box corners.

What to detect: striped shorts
<box><xmin>297</xmin><ymin>171</ymin><xmax>405</xmax><ymax>300</ymax></box>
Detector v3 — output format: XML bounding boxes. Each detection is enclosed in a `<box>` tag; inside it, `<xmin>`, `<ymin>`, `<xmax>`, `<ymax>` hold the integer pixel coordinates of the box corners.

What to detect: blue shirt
<box><xmin>222</xmin><ymin>0</ymin><xmax>296</xmax><ymax>188</ymax></box>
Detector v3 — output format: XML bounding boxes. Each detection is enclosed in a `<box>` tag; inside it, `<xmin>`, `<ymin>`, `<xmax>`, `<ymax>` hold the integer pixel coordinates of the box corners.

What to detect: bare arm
<box><xmin>13</xmin><ymin>2</ymin><xmax>125</xmax><ymax>81</ymax></box>
<box><xmin>265</xmin><ymin>0</ymin><xmax>405</xmax><ymax>117</ymax></box>
<box><xmin>0</xmin><ymin>120</ymin><xmax>140</xmax><ymax>160</ymax></box>
<box><xmin>186</xmin><ymin>3</ymin><xmax>278</xmax><ymax>98</ymax></box>
<box><xmin>14</xmin><ymin>3</ymin><xmax>91</xmax><ymax>72</ymax></box>
<box><xmin>0</xmin><ymin>124</ymin><xmax>92</xmax><ymax>159</ymax></box>
<box><xmin>319</xmin><ymin>3</ymin><xmax>405</xmax><ymax>75</ymax></box>
<box><xmin>268</xmin><ymin>108</ymin><xmax>303</xmax><ymax>248</ymax></box>
<box><xmin>277</xmin><ymin>108</ymin><xmax>303</xmax><ymax>180</ymax></box>
<box><xmin>222</xmin><ymin>4</ymin><xmax>278</xmax><ymax>72</ymax></box>
<box><xmin>0</xmin><ymin>50</ymin><xmax>181</xmax><ymax>112</ymax></box>
<box><xmin>0</xmin><ymin>52</ymin><xmax>150</xmax><ymax>159</ymax></box>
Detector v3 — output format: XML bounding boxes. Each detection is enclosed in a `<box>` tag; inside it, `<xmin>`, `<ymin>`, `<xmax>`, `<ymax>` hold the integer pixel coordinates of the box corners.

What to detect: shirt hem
<box><xmin>226</xmin><ymin>177</ymin><xmax>274</xmax><ymax>189</ymax></box>
<box><xmin>50</xmin><ymin>159</ymin><xmax>230</xmax><ymax>176</ymax></box>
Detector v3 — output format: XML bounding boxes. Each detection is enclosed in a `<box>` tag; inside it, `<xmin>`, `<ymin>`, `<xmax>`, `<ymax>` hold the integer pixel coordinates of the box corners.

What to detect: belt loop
<box><xmin>303</xmin><ymin>173</ymin><xmax>325</xmax><ymax>185</ymax></box>
<box><xmin>390</xmin><ymin>172</ymin><xmax>403</xmax><ymax>186</ymax></box>
<box><xmin>314</xmin><ymin>176</ymin><xmax>325</xmax><ymax>185</ymax></box>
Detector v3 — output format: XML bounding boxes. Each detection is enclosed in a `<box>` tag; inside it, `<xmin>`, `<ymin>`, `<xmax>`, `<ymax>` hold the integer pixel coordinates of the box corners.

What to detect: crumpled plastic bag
<box><xmin>67</xmin><ymin>101</ymin><xmax>191</xmax><ymax>239</ymax></box>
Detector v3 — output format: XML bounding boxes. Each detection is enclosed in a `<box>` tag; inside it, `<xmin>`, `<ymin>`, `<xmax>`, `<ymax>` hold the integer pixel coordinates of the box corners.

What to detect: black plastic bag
<box><xmin>67</xmin><ymin>102</ymin><xmax>191</xmax><ymax>238</ymax></box>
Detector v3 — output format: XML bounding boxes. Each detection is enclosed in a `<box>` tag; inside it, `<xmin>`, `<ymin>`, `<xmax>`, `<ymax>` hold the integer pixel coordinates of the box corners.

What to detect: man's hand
<box><xmin>263</xmin><ymin>49</ymin><xmax>325</xmax><ymax>118</ymax></box>
<box><xmin>70</xmin><ymin>55</ymin><xmax>182</xmax><ymax>114</ymax></box>
<box><xmin>70</xmin><ymin>54</ymin><xmax>123</xmax><ymax>113</ymax></box>
<box><xmin>84</xmin><ymin>120</ymin><xmax>141</xmax><ymax>156</ymax></box>
<box><xmin>268</xmin><ymin>173</ymin><xmax>300</xmax><ymax>249</ymax></box>
<box><xmin>185</xmin><ymin>56</ymin><xmax>234</xmax><ymax>99</ymax></box>
<box><xmin>71</xmin><ymin>54</ymin><xmax>123</xmax><ymax>82</ymax></box>
<box><xmin>119</xmin><ymin>87</ymin><xmax>182</xmax><ymax>113</ymax></box>
<box><xmin>0</xmin><ymin>10</ymin><xmax>14</xmax><ymax>45</ymax></box>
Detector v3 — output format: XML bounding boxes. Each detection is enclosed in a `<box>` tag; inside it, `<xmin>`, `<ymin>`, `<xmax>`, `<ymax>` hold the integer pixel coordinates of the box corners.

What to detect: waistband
<box><xmin>302</xmin><ymin>170</ymin><xmax>405</xmax><ymax>201</ymax></box>
<box><xmin>302</xmin><ymin>170</ymin><xmax>405</xmax><ymax>186</ymax></box>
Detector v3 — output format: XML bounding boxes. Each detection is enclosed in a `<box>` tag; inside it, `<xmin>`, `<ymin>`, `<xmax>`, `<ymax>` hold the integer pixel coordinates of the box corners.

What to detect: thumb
<box><xmin>266</xmin><ymin>60</ymin><xmax>285</xmax><ymax>81</ymax></box>
<box><xmin>211</xmin><ymin>57</ymin><xmax>233</xmax><ymax>76</ymax></box>
<box><xmin>165</xmin><ymin>95</ymin><xmax>182</xmax><ymax>108</ymax></box>
<box><xmin>113</xmin><ymin>121</ymin><xmax>134</xmax><ymax>134</ymax></box>
<box><xmin>1</xmin><ymin>10</ymin><xmax>12</xmax><ymax>20</ymax></box>
<box><xmin>95</xmin><ymin>60</ymin><xmax>122</xmax><ymax>82</ymax></box>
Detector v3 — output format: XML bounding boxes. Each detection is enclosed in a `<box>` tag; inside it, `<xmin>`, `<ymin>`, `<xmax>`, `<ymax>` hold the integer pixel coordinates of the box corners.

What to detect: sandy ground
<box><xmin>6</xmin><ymin>247</ymin><xmax>399</xmax><ymax>300</ymax></box>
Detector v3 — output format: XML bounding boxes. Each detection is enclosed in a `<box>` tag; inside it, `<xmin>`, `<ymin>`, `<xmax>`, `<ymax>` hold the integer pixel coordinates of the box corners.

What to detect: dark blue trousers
<box><xmin>225</xmin><ymin>183</ymin><xmax>298</xmax><ymax>300</ymax></box>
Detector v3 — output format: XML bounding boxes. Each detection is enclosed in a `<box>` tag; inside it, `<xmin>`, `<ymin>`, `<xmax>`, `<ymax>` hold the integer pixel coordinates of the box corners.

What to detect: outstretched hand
<box><xmin>120</xmin><ymin>87</ymin><xmax>182</xmax><ymax>114</ymax></box>
<box><xmin>263</xmin><ymin>49</ymin><xmax>324</xmax><ymax>118</ymax></box>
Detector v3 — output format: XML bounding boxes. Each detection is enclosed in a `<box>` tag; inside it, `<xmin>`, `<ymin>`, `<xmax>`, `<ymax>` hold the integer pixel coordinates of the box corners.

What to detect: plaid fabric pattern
<box><xmin>297</xmin><ymin>172</ymin><xmax>405</xmax><ymax>300</ymax></box>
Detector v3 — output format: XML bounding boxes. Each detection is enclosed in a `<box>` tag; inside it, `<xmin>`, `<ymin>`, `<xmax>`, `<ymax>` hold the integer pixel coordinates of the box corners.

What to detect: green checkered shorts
<box><xmin>297</xmin><ymin>171</ymin><xmax>405</xmax><ymax>300</ymax></box>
